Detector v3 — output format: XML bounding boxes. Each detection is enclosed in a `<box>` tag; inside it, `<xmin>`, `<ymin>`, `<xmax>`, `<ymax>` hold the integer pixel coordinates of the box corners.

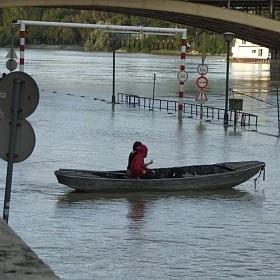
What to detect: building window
<box><xmin>258</xmin><ymin>49</ymin><xmax>263</xmax><ymax>57</ymax></box>
<box><xmin>252</xmin><ymin>50</ymin><xmax>256</xmax><ymax>54</ymax></box>
<box><xmin>242</xmin><ymin>40</ymin><xmax>246</xmax><ymax>44</ymax></box>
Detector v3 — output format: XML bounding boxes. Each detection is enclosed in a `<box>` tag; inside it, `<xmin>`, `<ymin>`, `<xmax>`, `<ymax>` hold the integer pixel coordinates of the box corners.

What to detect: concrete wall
<box><xmin>0</xmin><ymin>218</ymin><xmax>60</xmax><ymax>280</ymax></box>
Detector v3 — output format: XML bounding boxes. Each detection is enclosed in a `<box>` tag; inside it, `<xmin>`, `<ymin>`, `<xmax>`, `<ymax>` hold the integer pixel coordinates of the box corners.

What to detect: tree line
<box><xmin>0</xmin><ymin>7</ymin><xmax>228</xmax><ymax>55</ymax></box>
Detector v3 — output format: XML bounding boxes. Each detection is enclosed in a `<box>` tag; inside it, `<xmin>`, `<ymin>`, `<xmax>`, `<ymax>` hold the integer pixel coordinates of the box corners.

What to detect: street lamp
<box><xmin>223</xmin><ymin>32</ymin><xmax>234</xmax><ymax>125</ymax></box>
<box><xmin>111</xmin><ymin>35</ymin><xmax>116</xmax><ymax>104</ymax></box>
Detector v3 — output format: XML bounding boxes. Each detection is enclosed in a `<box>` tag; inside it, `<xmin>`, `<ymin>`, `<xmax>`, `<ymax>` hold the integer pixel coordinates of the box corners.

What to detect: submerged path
<box><xmin>0</xmin><ymin>218</ymin><xmax>59</xmax><ymax>280</ymax></box>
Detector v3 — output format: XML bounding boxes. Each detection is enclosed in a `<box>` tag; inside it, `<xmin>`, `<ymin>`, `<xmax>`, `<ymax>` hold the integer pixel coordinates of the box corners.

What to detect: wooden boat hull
<box><xmin>54</xmin><ymin>161</ymin><xmax>265</xmax><ymax>192</ymax></box>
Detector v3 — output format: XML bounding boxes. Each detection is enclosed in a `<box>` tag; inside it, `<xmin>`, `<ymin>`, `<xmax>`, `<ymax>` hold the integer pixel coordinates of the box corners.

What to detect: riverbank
<box><xmin>1</xmin><ymin>44</ymin><xmax>207</xmax><ymax>57</ymax></box>
<box><xmin>0</xmin><ymin>218</ymin><xmax>60</xmax><ymax>279</ymax></box>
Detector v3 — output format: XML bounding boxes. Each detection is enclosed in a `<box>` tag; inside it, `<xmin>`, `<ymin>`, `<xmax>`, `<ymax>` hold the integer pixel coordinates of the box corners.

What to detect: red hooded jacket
<box><xmin>130</xmin><ymin>144</ymin><xmax>148</xmax><ymax>177</ymax></box>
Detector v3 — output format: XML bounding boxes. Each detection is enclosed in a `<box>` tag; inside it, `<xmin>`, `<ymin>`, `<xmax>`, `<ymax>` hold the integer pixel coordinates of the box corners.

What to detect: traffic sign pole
<box><xmin>178</xmin><ymin>30</ymin><xmax>187</xmax><ymax>116</ymax></box>
<box><xmin>3</xmin><ymin>79</ymin><xmax>23</xmax><ymax>223</ymax></box>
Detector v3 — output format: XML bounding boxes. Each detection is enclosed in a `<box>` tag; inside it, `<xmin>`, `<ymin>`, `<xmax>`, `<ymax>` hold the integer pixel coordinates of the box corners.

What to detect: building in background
<box><xmin>231</xmin><ymin>38</ymin><xmax>270</xmax><ymax>63</ymax></box>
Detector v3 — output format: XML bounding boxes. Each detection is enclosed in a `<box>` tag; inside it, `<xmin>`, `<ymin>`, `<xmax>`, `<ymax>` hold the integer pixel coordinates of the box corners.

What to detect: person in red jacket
<box><xmin>127</xmin><ymin>141</ymin><xmax>142</xmax><ymax>175</ymax></box>
<box><xmin>130</xmin><ymin>144</ymin><xmax>153</xmax><ymax>178</ymax></box>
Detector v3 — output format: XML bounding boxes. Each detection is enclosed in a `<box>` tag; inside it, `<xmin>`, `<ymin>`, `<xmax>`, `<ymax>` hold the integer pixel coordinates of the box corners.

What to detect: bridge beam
<box><xmin>0</xmin><ymin>0</ymin><xmax>280</xmax><ymax>49</ymax></box>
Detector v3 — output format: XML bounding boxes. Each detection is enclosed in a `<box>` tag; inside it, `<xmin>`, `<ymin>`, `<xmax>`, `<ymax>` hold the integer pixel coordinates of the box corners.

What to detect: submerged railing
<box><xmin>117</xmin><ymin>92</ymin><xmax>258</xmax><ymax>127</ymax></box>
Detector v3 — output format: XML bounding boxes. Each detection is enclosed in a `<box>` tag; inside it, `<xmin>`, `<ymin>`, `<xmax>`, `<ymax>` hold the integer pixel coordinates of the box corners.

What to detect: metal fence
<box><xmin>117</xmin><ymin>92</ymin><xmax>258</xmax><ymax>127</ymax></box>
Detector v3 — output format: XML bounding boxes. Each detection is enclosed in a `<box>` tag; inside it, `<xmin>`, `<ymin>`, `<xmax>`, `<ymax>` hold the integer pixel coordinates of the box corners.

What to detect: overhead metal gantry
<box><xmin>14</xmin><ymin>20</ymin><xmax>188</xmax><ymax>114</ymax></box>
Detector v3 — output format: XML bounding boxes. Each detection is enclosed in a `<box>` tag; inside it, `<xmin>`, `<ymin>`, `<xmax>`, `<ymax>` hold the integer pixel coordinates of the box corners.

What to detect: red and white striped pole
<box><xmin>178</xmin><ymin>30</ymin><xmax>187</xmax><ymax>116</ymax></box>
<box><xmin>19</xmin><ymin>22</ymin><xmax>25</xmax><ymax>72</ymax></box>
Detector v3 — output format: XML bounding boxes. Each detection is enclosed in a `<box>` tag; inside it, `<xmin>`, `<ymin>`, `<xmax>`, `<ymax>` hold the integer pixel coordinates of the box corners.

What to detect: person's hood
<box><xmin>138</xmin><ymin>144</ymin><xmax>148</xmax><ymax>158</ymax></box>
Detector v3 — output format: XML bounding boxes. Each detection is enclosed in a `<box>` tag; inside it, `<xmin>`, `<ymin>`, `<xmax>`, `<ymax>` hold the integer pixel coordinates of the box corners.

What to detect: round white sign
<box><xmin>197</xmin><ymin>64</ymin><xmax>208</xmax><ymax>76</ymax></box>
<box><xmin>177</xmin><ymin>71</ymin><xmax>188</xmax><ymax>82</ymax></box>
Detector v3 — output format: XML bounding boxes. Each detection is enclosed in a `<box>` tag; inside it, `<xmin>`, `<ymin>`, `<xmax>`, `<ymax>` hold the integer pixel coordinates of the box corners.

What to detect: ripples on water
<box><xmin>0</xmin><ymin>49</ymin><xmax>280</xmax><ymax>279</ymax></box>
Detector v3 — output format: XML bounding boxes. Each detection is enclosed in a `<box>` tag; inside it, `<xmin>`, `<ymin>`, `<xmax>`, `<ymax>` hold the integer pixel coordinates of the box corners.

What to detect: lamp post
<box><xmin>223</xmin><ymin>32</ymin><xmax>234</xmax><ymax>125</ymax></box>
<box><xmin>111</xmin><ymin>35</ymin><xmax>116</xmax><ymax>104</ymax></box>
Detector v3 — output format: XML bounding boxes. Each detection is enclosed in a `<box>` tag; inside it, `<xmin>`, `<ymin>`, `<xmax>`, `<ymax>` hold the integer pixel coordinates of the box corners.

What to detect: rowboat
<box><xmin>54</xmin><ymin>161</ymin><xmax>265</xmax><ymax>192</ymax></box>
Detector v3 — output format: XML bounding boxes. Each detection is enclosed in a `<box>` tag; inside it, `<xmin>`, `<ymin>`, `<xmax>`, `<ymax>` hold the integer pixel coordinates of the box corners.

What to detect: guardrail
<box><xmin>117</xmin><ymin>92</ymin><xmax>258</xmax><ymax>127</ymax></box>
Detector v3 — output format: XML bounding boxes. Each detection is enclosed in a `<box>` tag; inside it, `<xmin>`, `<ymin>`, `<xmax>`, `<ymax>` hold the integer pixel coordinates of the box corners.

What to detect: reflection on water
<box><xmin>57</xmin><ymin>188</ymin><xmax>261</xmax><ymax>207</ymax></box>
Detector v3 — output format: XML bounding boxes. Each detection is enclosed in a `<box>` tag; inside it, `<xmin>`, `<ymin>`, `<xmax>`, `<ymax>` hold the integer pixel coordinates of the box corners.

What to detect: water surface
<box><xmin>0</xmin><ymin>49</ymin><xmax>279</xmax><ymax>279</ymax></box>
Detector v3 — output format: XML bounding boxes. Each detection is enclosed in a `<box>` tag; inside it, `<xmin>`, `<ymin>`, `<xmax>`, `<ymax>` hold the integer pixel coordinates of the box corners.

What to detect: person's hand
<box><xmin>148</xmin><ymin>159</ymin><xmax>153</xmax><ymax>165</ymax></box>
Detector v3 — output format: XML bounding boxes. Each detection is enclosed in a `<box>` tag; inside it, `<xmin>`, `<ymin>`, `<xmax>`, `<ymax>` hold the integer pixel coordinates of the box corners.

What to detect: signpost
<box><xmin>6</xmin><ymin>23</ymin><xmax>17</xmax><ymax>73</ymax></box>
<box><xmin>195</xmin><ymin>62</ymin><xmax>209</xmax><ymax>119</ymax></box>
<box><xmin>197</xmin><ymin>64</ymin><xmax>208</xmax><ymax>76</ymax></box>
<box><xmin>177</xmin><ymin>70</ymin><xmax>188</xmax><ymax>82</ymax></box>
<box><xmin>0</xmin><ymin>72</ymin><xmax>39</xmax><ymax>119</ymax></box>
<box><xmin>196</xmin><ymin>76</ymin><xmax>208</xmax><ymax>89</ymax></box>
<box><xmin>6</xmin><ymin>49</ymin><xmax>18</xmax><ymax>60</ymax></box>
<box><xmin>6</xmin><ymin>59</ymin><xmax>17</xmax><ymax>72</ymax></box>
<box><xmin>229</xmin><ymin>98</ymin><xmax>243</xmax><ymax>127</ymax></box>
<box><xmin>0</xmin><ymin>72</ymin><xmax>39</xmax><ymax>223</ymax></box>
<box><xmin>195</xmin><ymin>90</ymin><xmax>208</xmax><ymax>102</ymax></box>
<box><xmin>0</xmin><ymin>119</ymin><xmax>36</xmax><ymax>163</ymax></box>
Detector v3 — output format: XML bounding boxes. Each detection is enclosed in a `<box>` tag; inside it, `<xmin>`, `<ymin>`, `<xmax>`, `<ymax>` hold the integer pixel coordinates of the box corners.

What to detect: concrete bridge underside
<box><xmin>1</xmin><ymin>0</ymin><xmax>280</xmax><ymax>50</ymax></box>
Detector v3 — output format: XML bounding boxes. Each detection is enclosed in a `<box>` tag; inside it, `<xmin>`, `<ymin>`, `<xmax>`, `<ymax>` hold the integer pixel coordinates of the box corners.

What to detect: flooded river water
<box><xmin>0</xmin><ymin>49</ymin><xmax>280</xmax><ymax>279</ymax></box>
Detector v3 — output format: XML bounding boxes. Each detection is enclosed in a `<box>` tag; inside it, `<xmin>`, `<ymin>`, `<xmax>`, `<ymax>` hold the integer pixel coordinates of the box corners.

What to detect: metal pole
<box><xmin>16</xmin><ymin>20</ymin><xmax>186</xmax><ymax>35</ymax></box>
<box><xmin>111</xmin><ymin>38</ymin><xmax>116</xmax><ymax>104</ymax></box>
<box><xmin>270</xmin><ymin>0</ymin><xmax>275</xmax><ymax>19</ymax></box>
<box><xmin>224</xmin><ymin>40</ymin><xmax>230</xmax><ymax>125</ymax></box>
<box><xmin>200</xmin><ymin>103</ymin><xmax>203</xmax><ymax>120</ymax></box>
<box><xmin>234</xmin><ymin>110</ymin><xmax>237</xmax><ymax>127</ymax></box>
<box><xmin>152</xmin><ymin>73</ymin><xmax>156</xmax><ymax>109</ymax></box>
<box><xmin>277</xmin><ymin>87</ymin><xmax>280</xmax><ymax>135</ymax></box>
<box><xmin>10</xmin><ymin>23</ymin><xmax>15</xmax><ymax>73</ymax></box>
<box><xmin>178</xmin><ymin>30</ymin><xmax>187</xmax><ymax>117</ymax></box>
<box><xmin>3</xmin><ymin>79</ymin><xmax>22</xmax><ymax>223</ymax></box>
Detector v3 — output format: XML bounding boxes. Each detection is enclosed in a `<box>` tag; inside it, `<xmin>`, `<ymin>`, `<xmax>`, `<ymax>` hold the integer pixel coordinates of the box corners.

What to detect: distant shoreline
<box><xmin>1</xmin><ymin>44</ymin><xmax>209</xmax><ymax>57</ymax></box>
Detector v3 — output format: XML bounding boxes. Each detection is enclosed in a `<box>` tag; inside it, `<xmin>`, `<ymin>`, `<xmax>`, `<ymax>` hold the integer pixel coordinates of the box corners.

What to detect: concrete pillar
<box><xmin>227</xmin><ymin>0</ymin><xmax>231</xmax><ymax>9</ymax></box>
<box><xmin>270</xmin><ymin>49</ymin><xmax>280</xmax><ymax>81</ymax></box>
<box><xmin>269</xmin><ymin>0</ymin><xmax>275</xmax><ymax>19</ymax></box>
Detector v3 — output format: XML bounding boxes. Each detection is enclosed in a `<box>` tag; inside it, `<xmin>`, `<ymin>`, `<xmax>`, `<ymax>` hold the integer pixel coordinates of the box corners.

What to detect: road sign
<box><xmin>195</xmin><ymin>90</ymin><xmax>208</xmax><ymax>102</ymax></box>
<box><xmin>196</xmin><ymin>76</ymin><xmax>208</xmax><ymax>89</ymax></box>
<box><xmin>177</xmin><ymin>70</ymin><xmax>188</xmax><ymax>82</ymax></box>
<box><xmin>6</xmin><ymin>59</ymin><xmax>17</xmax><ymax>71</ymax></box>
<box><xmin>197</xmin><ymin>64</ymin><xmax>208</xmax><ymax>75</ymax></box>
<box><xmin>0</xmin><ymin>119</ymin><xmax>36</xmax><ymax>163</ymax></box>
<box><xmin>229</xmin><ymin>98</ymin><xmax>243</xmax><ymax>111</ymax></box>
<box><xmin>0</xmin><ymin>72</ymin><xmax>39</xmax><ymax>120</ymax></box>
<box><xmin>6</xmin><ymin>49</ymin><xmax>18</xmax><ymax>59</ymax></box>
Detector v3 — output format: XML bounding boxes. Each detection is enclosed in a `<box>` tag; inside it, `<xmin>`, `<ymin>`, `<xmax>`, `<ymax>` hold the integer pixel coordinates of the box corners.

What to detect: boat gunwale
<box><xmin>54</xmin><ymin>161</ymin><xmax>265</xmax><ymax>183</ymax></box>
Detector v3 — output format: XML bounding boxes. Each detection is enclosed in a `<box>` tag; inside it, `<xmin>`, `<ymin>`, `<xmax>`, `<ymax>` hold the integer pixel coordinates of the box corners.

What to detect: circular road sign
<box><xmin>196</xmin><ymin>76</ymin><xmax>208</xmax><ymax>89</ymax></box>
<box><xmin>177</xmin><ymin>70</ymin><xmax>188</xmax><ymax>82</ymax></box>
<box><xmin>0</xmin><ymin>71</ymin><xmax>39</xmax><ymax>120</ymax></box>
<box><xmin>6</xmin><ymin>58</ymin><xmax>17</xmax><ymax>71</ymax></box>
<box><xmin>0</xmin><ymin>119</ymin><xmax>36</xmax><ymax>163</ymax></box>
<box><xmin>197</xmin><ymin>64</ymin><xmax>208</xmax><ymax>76</ymax></box>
